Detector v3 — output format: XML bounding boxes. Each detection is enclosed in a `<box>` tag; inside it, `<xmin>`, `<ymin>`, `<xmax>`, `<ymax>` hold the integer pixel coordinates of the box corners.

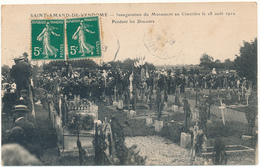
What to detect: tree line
<box><xmin>199</xmin><ymin>38</ymin><xmax>257</xmax><ymax>86</ymax></box>
<box><xmin>41</xmin><ymin>58</ymin><xmax>156</xmax><ymax>73</ymax></box>
<box><xmin>2</xmin><ymin>38</ymin><xmax>256</xmax><ymax>86</ymax></box>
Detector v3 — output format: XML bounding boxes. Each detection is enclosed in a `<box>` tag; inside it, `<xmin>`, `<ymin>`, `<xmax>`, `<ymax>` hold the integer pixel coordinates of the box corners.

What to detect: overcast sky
<box><xmin>1</xmin><ymin>2</ymin><xmax>257</xmax><ymax>67</ymax></box>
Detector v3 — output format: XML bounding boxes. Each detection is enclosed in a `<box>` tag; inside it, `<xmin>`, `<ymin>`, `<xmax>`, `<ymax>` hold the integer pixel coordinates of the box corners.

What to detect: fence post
<box><xmin>94</xmin><ymin>123</ymin><xmax>99</xmax><ymax>165</ymax></box>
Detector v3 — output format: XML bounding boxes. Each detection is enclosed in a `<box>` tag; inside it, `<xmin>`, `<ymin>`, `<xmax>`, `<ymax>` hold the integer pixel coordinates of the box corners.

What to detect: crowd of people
<box><xmin>1</xmin><ymin>52</ymin><xmax>254</xmax><ymax>165</ymax></box>
<box><xmin>3</xmin><ymin>60</ymin><xmax>252</xmax><ymax>120</ymax></box>
<box><xmin>30</xmin><ymin>63</ymin><xmax>251</xmax><ymax>114</ymax></box>
<box><xmin>3</xmin><ymin>57</ymin><xmax>252</xmax><ymax>122</ymax></box>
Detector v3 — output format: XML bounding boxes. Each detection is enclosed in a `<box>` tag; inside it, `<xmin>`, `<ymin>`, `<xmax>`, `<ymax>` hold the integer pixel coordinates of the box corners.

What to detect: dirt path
<box><xmin>125</xmin><ymin>136</ymin><xmax>255</xmax><ymax>165</ymax></box>
<box><xmin>125</xmin><ymin>136</ymin><xmax>212</xmax><ymax>165</ymax></box>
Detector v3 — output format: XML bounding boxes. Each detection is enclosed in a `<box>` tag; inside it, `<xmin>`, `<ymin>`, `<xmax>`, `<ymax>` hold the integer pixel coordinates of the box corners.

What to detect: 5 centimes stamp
<box><xmin>144</xmin><ymin>26</ymin><xmax>175</xmax><ymax>60</ymax></box>
<box><xmin>66</xmin><ymin>16</ymin><xmax>101</xmax><ymax>59</ymax></box>
<box><xmin>31</xmin><ymin>19</ymin><xmax>65</xmax><ymax>60</ymax></box>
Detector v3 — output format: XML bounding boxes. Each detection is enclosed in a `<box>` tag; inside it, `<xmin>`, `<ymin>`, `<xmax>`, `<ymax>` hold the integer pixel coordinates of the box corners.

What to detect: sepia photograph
<box><xmin>1</xmin><ymin>1</ymin><xmax>258</xmax><ymax>165</ymax></box>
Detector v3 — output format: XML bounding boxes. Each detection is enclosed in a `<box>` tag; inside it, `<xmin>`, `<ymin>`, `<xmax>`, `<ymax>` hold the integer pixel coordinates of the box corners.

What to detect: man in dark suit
<box><xmin>20</xmin><ymin>90</ymin><xmax>32</xmax><ymax>111</ymax></box>
<box><xmin>2</xmin><ymin>85</ymin><xmax>17</xmax><ymax>117</ymax></box>
<box><xmin>9</xmin><ymin>105</ymin><xmax>42</xmax><ymax>158</ymax></box>
<box><xmin>12</xmin><ymin>105</ymin><xmax>36</xmax><ymax>143</ymax></box>
<box><xmin>15</xmin><ymin>92</ymin><xmax>37</xmax><ymax>129</ymax></box>
<box><xmin>10</xmin><ymin>56</ymin><xmax>32</xmax><ymax>97</ymax></box>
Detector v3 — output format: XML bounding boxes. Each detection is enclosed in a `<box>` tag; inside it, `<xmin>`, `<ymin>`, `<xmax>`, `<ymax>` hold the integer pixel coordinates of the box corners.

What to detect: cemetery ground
<box><xmin>97</xmin><ymin>87</ymin><xmax>257</xmax><ymax>165</ymax></box>
<box><xmin>1</xmin><ymin>87</ymin><xmax>257</xmax><ymax>165</ymax></box>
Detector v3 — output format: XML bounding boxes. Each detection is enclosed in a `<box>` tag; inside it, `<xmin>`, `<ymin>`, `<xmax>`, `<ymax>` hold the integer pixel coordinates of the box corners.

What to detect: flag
<box><xmin>134</xmin><ymin>61</ymin><xmax>139</xmax><ymax>67</ymax></box>
<box><xmin>146</xmin><ymin>70</ymin><xmax>149</xmax><ymax>78</ymax></box>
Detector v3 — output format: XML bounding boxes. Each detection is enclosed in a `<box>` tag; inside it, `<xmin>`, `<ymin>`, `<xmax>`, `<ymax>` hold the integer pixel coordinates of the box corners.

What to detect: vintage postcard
<box><xmin>1</xmin><ymin>2</ymin><xmax>258</xmax><ymax>166</ymax></box>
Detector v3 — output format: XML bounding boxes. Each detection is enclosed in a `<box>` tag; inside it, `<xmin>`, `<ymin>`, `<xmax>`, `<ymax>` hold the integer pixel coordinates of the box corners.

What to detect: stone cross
<box><xmin>217</xmin><ymin>87</ymin><xmax>220</xmax><ymax>99</ymax></box>
<box><xmin>190</xmin><ymin>124</ymin><xmax>201</xmax><ymax>164</ymax></box>
<box><xmin>192</xmin><ymin>108</ymin><xmax>199</xmax><ymax>121</ymax></box>
<box><xmin>237</xmin><ymin>91</ymin><xmax>241</xmax><ymax>103</ymax></box>
<box><xmin>102</xmin><ymin>70</ymin><xmax>107</xmax><ymax>88</ymax></box>
<box><xmin>219</xmin><ymin>99</ymin><xmax>226</xmax><ymax>125</ymax></box>
<box><xmin>245</xmin><ymin>92</ymin><xmax>250</xmax><ymax>106</ymax></box>
<box><xmin>129</xmin><ymin>73</ymin><xmax>133</xmax><ymax>99</ymax></box>
<box><xmin>114</xmin><ymin>86</ymin><xmax>117</xmax><ymax>102</ymax></box>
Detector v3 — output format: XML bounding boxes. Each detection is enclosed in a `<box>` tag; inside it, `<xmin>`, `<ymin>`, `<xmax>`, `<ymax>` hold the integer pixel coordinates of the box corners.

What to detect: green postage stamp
<box><xmin>31</xmin><ymin>19</ymin><xmax>65</xmax><ymax>60</ymax></box>
<box><xmin>66</xmin><ymin>17</ymin><xmax>101</xmax><ymax>59</ymax></box>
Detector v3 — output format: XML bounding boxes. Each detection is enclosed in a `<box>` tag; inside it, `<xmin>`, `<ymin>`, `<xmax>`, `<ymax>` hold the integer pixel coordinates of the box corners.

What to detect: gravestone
<box><xmin>146</xmin><ymin>117</ymin><xmax>153</xmax><ymax>127</ymax></box>
<box><xmin>172</xmin><ymin>105</ymin><xmax>178</xmax><ymax>112</ymax></box>
<box><xmin>155</xmin><ymin>120</ymin><xmax>163</xmax><ymax>132</ymax></box>
<box><xmin>192</xmin><ymin>108</ymin><xmax>199</xmax><ymax>121</ymax></box>
<box><xmin>180</xmin><ymin>132</ymin><xmax>191</xmax><ymax>148</ymax></box>
<box><xmin>219</xmin><ymin>103</ymin><xmax>226</xmax><ymax>125</ymax></box>
<box><xmin>118</xmin><ymin>99</ymin><xmax>123</xmax><ymax>109</ymax></box>
<box><xmin>129</xmin><ymin>110</ymin><xmax>136</xmax><ymax>118</ymax></box>
<box><xmin>113</xmin><ymin>101</ymin><xmax>118</xmax><ymax>107</ymax></box>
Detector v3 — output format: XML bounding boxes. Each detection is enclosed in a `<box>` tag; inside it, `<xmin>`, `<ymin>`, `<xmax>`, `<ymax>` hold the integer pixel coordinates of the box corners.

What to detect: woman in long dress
<box><xmin>37</xmin><ymin>22</ymin><xmax>60</xmax><ymax>58</ymax></box>
<box><xmin>72</xmin><ymin>20</ymin><xmax>95</xmax><ymax>56</ymax></box>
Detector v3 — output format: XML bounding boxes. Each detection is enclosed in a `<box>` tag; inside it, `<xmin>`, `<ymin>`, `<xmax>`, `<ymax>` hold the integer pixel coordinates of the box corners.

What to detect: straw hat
<box><xmin>12</xmin><ymin>105</ymin><xmax>29</xmax><ymax>112</ymax></box>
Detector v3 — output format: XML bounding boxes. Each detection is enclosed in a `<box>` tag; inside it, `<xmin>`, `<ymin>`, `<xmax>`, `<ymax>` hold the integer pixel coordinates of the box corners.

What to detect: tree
<box><xmin>189</xmin><ymin>67</ymin><xmax>195</xmax><ymax>75</ymax></box>
<box><xmin>223</xmin><ymin>59</ymin><xmax>234</xmax><ymax>70</ymax></box>
<box><xmin>42</xmin><ymin>58</ymin><xmax>98</xmax><ymax>72</ymax></box>
<box><xmin>121</xmin><ymin>58</ymin><xmax>135</xmax><ymax>72</ymax></box>
<box><xmin>43</xmin><ymin>61</ymin><xmax>66</xmax><ymax>72</ymax></box>
<box><xmin>72</xmin><ymin>59</ymin><xmax>98</xmax><ymax>69</ymax></box>
<box><xmin>199</xmin><ymin>53</ymin><xmax>214</xmax><ymax>69</ymax></box>
<box><xmin>1</xmin><ymin>65</ymin><xmax>12</xmax><ymax>83</ymax></box>
<box><xmin>109</xmin><ymin>60</ymin><xmax>122</xmax><ymax>70</ymax></box>
<box><xmin>215</xmin><ymin>59</ymin><xmax>221</xmax><ymax>64</ymax></box>
<box><xmin>182</xmin><ymin>66</ymin><xmax>187</xmax><ymax>75</ymax></box>
<box><xmin>213</xmin><ymin>59</ymin><xmax>222</xmax><ymax>69</ymax></box>
<box><xmin>175</xmin><ymin>68</ymin><xmax>181</xmax><ymax>76</ymax></box>
<box><xmin>234</xmin><ymin>38</ymin><xmax>257</xmax><ymax>86</ymax></box>
<box><xmin>144</xmin><ymin>62</ymin><xmax>156</xmax><ymax>71</ymax></box>
<box><xmin>2</xmin><ymin>65</ymin><xmax>10</xmax><ymax>76</ymax></box>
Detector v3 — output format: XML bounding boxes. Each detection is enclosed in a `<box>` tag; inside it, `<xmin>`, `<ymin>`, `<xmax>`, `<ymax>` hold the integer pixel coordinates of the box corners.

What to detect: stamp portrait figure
<box><xmin>72</xmin><ymin>20</ymin><xmax>95</xmax><ymax>56</ymax></box>
<box><xmin>37</xmin><ymin>22</ymin><xmax>60</xmax><ymax>58</ymax></box>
